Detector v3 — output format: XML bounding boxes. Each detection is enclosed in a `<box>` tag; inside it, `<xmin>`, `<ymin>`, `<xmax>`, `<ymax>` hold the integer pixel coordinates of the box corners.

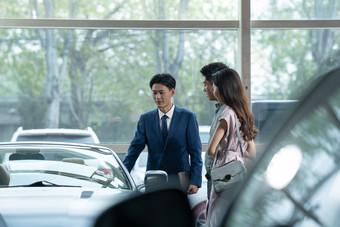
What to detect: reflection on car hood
<box><xmin>0</xmin><ymin>187</ymin><xmax>132</xmax><ymax>227</ymax></box>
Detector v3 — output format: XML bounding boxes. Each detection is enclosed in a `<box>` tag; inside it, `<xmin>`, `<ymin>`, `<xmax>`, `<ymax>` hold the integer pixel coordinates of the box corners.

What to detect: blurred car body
<box><xmin>0</xmin><ymin>142</ymin><xmax>165</xmax><ymax>227</ymax></box>
<box><xmin>10</xmin><ymin>127</ymin><xmax>100</xmax><ymax>144</ymax></box>
<box><xmin>94</xmin><ymin>188</ymin><xmax>195</xmax><ymax>227</ymax></box>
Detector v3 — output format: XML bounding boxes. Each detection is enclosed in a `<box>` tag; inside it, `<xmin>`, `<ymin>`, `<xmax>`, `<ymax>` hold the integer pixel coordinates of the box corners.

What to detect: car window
<box><xmin>252</xmin><ymin>101</ymin><xmax>298</xmax><ymax>143</ymax></box>
<box><xmin>199</xmin><ymin>126</ymin><xmax>210</xmax><ymax>144</ymax></box>
<box><xmin>1</xmin><ymin>146</ymin><xmax>129</xmax><ymax>189</ymax></box>
<box><xmin>225</xmin><ymin>87</ymin><xmax>340</xmax><ymax>226</ymax></box>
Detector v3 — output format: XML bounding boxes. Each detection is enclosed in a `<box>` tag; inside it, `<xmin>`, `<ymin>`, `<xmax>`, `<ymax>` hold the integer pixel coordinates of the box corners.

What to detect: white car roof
<box><xmin>15</xmin><ymin>128</ymin><xmax>92</xmax><ymax>136</ymax></box>
<box><xmin>10</xmin><ymin>127</ymin><xmax>100</xmax><ymax>144</ymax></box>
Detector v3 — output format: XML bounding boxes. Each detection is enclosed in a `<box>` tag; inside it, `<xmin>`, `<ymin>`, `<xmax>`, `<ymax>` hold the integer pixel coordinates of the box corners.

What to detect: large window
<box><xmin>252</xmin><ymin>0</ymin><xmax>339</xmax><ymax>20</ymax></box>
<box><xmin>251</xmin><ymin>29</ymin><xmax>340</xmax><ymax>100</ymax></box>
<box><xmin>0</xmin><ymin>27</ymin><xmax>238</xmax><ymax>142</ymax></box>
<box><xmin>0</xmin><ymin>0</ymin><xmax>339</xmax><ymax>144</ymax></box>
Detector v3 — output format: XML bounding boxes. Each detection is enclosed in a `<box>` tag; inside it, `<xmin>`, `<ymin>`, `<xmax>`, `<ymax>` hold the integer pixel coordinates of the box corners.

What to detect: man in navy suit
<box><xmin>123</xmin><ymin>73</ymin><xmax>203</xmax><ymax>194</ymax></box>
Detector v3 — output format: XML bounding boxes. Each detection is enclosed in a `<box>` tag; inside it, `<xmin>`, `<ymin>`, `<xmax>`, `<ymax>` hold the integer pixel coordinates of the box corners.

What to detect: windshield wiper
<box><xmin>7</xmin><ymin>180</ymin><xmax>82</xmax><ymax>187</ymax></box>
<box><xmin>29</xmin><ymin>180</ymin><xmax>81</xmax><ymax>187</ymax></box>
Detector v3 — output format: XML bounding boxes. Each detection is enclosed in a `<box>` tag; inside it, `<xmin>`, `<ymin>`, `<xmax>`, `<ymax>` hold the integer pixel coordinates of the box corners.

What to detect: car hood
<box><xmin>0</xmin><ymin>187</ymin><xmax>133</xmax><ymax>227</ymax></box>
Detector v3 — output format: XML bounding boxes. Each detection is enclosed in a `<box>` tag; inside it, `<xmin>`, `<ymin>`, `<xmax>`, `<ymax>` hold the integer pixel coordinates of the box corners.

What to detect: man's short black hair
<box><xmin>149</xmin><ymin>73</ymin><xmax>176</xmax><ymax>90</ymax></box>
<box><xmin>200</xmin><ymin>62</ymin><xmax>228</xmax><ymax>83</ymax></box>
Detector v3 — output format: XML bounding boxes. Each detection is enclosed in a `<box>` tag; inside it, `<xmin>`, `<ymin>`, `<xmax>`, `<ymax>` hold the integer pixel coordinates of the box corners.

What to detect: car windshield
<box><xmin>225</xmin><ymin>76</ymin><xmax>340</xmax><ymax>226</ymax></box>
<box><xmin>0</xmin><ymin>144</ymin><xmax>129</xmax><ymax>189</ymax></box>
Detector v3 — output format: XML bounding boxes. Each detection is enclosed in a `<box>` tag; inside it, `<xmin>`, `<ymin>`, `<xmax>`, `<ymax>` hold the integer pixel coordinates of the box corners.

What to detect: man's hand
<box><xmin>187</xmin><ymin>184</ymin><xmax>199</xmax><ymax>195</ymax></box>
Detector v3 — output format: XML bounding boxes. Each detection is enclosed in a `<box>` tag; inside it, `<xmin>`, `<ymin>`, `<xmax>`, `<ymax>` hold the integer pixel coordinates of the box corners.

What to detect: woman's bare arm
<box><xmin>207</xmin><ymin>119</ymin><xmax>227</xmax><ymax>157</ymax></box>
<box><xmin>244</xmin><ymin>139</ymin><xmax>256</xmax><ymax>159</ymax></box>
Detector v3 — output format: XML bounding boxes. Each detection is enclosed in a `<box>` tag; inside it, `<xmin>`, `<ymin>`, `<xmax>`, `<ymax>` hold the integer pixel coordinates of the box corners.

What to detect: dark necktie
<box><xmin>161</xmin><ymin>115</ymin><xmax>168</xmax><ymax>142</ymax></box>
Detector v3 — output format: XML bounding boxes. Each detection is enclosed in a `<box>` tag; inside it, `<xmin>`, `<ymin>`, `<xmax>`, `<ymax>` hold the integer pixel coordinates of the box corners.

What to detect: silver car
<box><xmin>0</xmin><ymin>142</ymin><xmax>164</xmax><ymax>227</ymax></box>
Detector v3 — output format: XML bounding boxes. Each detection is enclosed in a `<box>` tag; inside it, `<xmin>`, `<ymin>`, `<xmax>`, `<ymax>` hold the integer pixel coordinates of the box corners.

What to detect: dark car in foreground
<box><xmin>95</xmin><ymin>66</ymin><xmax>340</xmax><ymax>227</ymax></box>
<box><xmin>0</xmin><ymin>142</ymin><xmax>165</xmax><ymax>227</ymax></box>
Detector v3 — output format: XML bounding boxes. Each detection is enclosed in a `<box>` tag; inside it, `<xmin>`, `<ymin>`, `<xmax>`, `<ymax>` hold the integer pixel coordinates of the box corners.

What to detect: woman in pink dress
<box><xmin>206</xmin><ymin>67</ymin><xmax>257</xmax><ymax>227</ymax></box>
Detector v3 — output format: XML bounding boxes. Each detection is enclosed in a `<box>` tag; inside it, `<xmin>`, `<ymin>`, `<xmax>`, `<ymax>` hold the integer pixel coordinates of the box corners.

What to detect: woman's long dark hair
<box><xmin>213</xmin><ymin>68</ymin><xmax>257</xmax><ymax>141</ymax></box>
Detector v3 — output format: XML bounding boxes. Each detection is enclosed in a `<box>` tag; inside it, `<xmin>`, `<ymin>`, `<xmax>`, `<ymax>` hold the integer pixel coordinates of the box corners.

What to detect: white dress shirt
<box><xmin>158</xmin><ymin>104</ymin><xmax>175</xmax><ymax>131</ymax></box>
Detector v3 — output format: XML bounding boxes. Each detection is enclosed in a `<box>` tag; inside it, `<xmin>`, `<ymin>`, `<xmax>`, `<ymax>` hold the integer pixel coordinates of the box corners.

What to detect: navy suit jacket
<box><xmin>123</xmin><ymin>105</ymin><xmax>203</xmax><ymax>187</ymax></box>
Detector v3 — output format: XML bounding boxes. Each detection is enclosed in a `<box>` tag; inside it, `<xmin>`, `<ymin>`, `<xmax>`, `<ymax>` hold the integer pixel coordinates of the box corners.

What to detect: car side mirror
<box><xmin>144</xmin><ymin>170</ymin><xmax>168</xmax><ymax>192</ymax></box>
<box><xmin>94</xmin><ymin>188</ymin><xmax>195</xmax><ymax>227</ymax></box>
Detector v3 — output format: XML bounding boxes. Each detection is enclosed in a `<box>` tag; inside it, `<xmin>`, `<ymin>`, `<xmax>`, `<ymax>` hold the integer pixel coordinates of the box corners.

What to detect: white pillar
<box><xmin>239</xmin><ymin>0</ymin><xmax>251</xmax><ymax>102</ymax></box>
